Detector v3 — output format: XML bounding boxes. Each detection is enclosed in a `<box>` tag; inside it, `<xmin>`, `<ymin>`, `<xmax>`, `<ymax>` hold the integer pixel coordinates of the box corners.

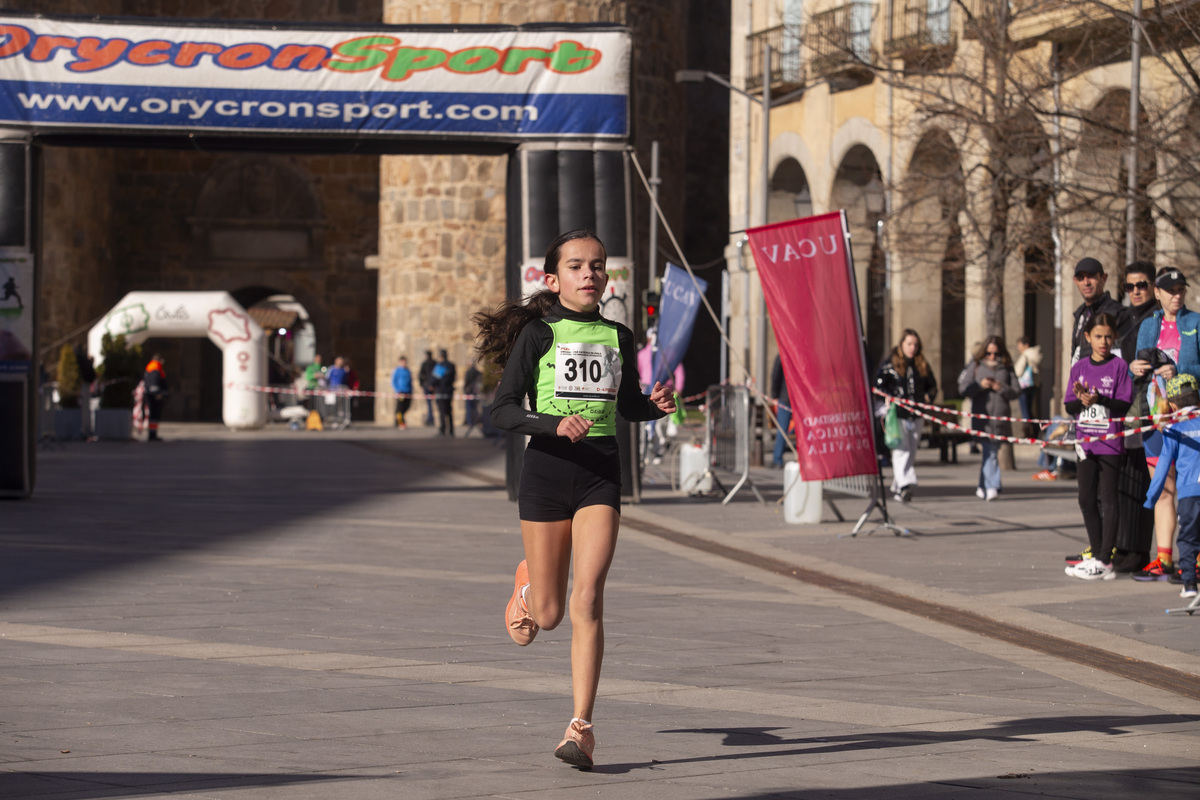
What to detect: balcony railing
<box><xmin>745</xmin><ymin>24</ymin><xmax>805</xmax><ymax>94</ymax></box>
<box><xmin>885</xmin><ymin>0</ymin><xmax>956</xmax><ymax>56</ymax></box>
<box><xmin>808</xmin><ymin>3</ymin><xmax>876</xmax><ymax>79</ymax></box>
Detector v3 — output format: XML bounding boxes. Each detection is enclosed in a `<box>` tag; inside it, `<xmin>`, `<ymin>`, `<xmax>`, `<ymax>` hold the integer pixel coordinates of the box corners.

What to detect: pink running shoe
<box><xmin>554</xmin><ymin>718</ymin><xmax>595</xmax><ymax>769</ymax></box>
<box><xmin>505</xmin><ymin>560</ymin><xmax>539</xmax><ymax>646</ymax></box>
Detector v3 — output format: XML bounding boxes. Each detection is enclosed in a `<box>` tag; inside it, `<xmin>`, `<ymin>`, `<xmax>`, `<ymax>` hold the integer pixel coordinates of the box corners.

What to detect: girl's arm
<box><xmin>489</xmin><ymin>321</ymin><xmax>562</xmax><ymax>437</ymax></box>
<box><xmin>616</xmin><ymin>325</ymin><xmax>668</xmax><ymax>422</ymax></box>
<box><xmin>1145</xmin><ymin>430</ymin><xmax>1180</xmax><ymax>508</ymax></box>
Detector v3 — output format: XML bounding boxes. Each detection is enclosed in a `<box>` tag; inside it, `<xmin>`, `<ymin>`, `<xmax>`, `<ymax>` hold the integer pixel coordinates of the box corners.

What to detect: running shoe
<box><xmin>1065</xmin><ymin>547</ymin><xmax>1093</xmax><ymax>566</ymax></box>
<box><xmin>1131</xmin><ymin>557</ymin><xmax>1173</xmax><ymax>582</ymax></box>
<box><xmin>1032</xmin><ymin>469</ymin><xmax>1058</xmax><ymax>481</ymax></box>
<box><xmin>975</xmin><ymin>487</ymin><xmax>986</xmax><ymax>500</ymax></box>
<box><xmin>505</xmin><ymin>560</ymin><xmax>539</xmax><ymax>646</ymax></box>
<box><xmin>1167</xmin><ymin>566</ymin><xmax>1200</xmax><ymax>585</ymax></box>
<box><xmin>1181</xmin><ymin>583</ymin><xmax>1199</xmax><ymax>599</ymax></box>
<box><xmin>1065</xmin><ymin>558</ymin><xmax>1116</xmax><ymax>581</ymax></box>
<box><xmin>554</xmin><ymin>718</ymin><xmax>595</xmax><ymax>769</ymax></box>
<box><xmin>985</xmin><ymin>488</ymin><xmax>999</xmax><ymax>501</ymax></box>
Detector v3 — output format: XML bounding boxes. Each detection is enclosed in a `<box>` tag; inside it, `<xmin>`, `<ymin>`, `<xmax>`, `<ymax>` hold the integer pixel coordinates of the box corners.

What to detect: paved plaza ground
<box><xmin>1</xmin><ymin>422</ymin><xmax>1198</xmax><ymax>798</ymax></box>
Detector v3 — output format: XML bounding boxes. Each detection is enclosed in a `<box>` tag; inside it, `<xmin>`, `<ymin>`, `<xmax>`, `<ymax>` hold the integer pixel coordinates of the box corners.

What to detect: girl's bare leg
<box><xmin>1150</xmin><ymin>462</ymin><xmax>1177</xmax><ymax>559</ymax></box>
<box><xmin>521</xmin><ymin>519</ymin><xmax>573</xmax><ymax>631</ymax></box>
<box><xmin>566</xmin><ymin>504</ymin><xmax>620</xmax><ymax>722</ymax></box>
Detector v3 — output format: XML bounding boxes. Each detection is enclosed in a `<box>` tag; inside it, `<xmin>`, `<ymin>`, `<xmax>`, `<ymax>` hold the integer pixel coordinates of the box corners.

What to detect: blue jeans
<box><xmin>773</xmin><ymin>404</ymin><xmax>793</xmax><ymax>466</ymax></box>
<box><xmin>979</xmin><ymin>439</ymin><xmax>1001</xmax><ymax>491</ymax></box>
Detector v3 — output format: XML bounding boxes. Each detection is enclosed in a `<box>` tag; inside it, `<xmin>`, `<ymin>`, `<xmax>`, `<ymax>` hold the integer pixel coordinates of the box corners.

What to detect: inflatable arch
<box><xmin>87</xmin><ymin>291</ymin><xmax>268</xmax><ymax>430</ymax></box>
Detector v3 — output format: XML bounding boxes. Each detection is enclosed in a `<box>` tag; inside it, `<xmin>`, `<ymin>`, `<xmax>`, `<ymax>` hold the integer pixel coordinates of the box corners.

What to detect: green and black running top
<box><xmin>490</xmin><ymin>302</ymin><xmax>667</xmax><ymax>439</ymax></box>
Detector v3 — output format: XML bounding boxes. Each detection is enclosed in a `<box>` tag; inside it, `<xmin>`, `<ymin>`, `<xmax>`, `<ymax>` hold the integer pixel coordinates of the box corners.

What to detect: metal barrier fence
<box><xmin>704</xmin><ymin>385</ymin><xmax>764</xmax><ymax>505</ymax></box>
<box><xmin>821</xmin><ymin>472</ymin><xmax>880</xmax><ymax>533</ymax></box>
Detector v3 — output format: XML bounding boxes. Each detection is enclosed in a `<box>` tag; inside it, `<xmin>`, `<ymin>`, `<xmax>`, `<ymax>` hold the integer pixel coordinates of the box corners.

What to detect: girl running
<box><xmin>473</xmin><ymin>229</ymin><xmax>675</xmax><ymax>769</ymax></box>
<box><xmin>1064</xmin><ymin>312</ymin><xmax>1133</xmax><ymax>581</ymax></box>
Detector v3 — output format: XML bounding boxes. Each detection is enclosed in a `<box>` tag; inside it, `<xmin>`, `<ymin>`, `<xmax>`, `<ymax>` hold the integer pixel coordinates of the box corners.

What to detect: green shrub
<box><xmin>57</xmin><ymin>344</ymin><xmax>80</xmax><ymax>408</ymax></box>
<box><xmin>97</xmin><ymin>334</ymin><xmax>143</xmax><ymax>409</ymax></box>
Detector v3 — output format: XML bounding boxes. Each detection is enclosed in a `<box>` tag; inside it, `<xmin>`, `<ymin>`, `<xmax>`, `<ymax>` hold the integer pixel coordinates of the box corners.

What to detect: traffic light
<box><xmin>642</xmin><ymin>288</ymin><xmax>660</xmax><ymax>331</ymax></box>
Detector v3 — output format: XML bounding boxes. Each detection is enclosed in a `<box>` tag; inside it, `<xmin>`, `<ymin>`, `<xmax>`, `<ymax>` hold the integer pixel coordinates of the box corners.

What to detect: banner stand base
<box><xmin>837</xmin><ymin>469</ymin><xmax>911</xmax><ymax>538</ymax></box>
<box><xmin>1165</xmin><ymin>594</ymin><xmax>1200</xmax><ymax>616</ymax></box>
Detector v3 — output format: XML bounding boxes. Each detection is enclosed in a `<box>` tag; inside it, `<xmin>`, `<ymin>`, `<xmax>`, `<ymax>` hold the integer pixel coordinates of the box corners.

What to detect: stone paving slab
<box><xmin>0</xmin><ymin>423</ymin><xmax>1197</xmax><ymax>798</ymax></box>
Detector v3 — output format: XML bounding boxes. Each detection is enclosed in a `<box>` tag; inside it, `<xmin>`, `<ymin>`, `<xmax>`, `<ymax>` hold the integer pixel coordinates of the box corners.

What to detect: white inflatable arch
<box><xmin>88</xmin><ymin>291</ymin><xmax>268</xmax><ymax>430</ymax></box>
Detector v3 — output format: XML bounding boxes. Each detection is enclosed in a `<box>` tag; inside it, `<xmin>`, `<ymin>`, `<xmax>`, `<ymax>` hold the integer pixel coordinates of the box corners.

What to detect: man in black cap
<box><xmin>1071</xmin><ymin>257</ymin><xmax>1123</xmax><ymax>365</ymax></box>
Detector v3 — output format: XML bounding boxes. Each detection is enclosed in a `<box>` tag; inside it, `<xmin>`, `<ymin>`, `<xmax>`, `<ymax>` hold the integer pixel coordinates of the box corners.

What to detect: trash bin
<box><xmin>783</xmin><ymin>461</ymin><xmax>822</xmax><ymax>524</ymax></box>
<box><xmin>678</xmin><ymin>442</ymin><xmax>712</xmax><ymax>495</ymax></box>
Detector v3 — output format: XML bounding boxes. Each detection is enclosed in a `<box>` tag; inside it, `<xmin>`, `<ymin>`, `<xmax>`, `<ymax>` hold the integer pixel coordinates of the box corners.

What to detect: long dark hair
<box><xmin>973</xmin><ymin>335</ymin><xmax>1013</xmax><ymax>367</ymax></box>
<box><xmin>472</xmin><ymin>229</ymin><xmax>606</xmax><ymax>369</ymax></box>
<box><xmin>891</xmin><ymin>328</ymin><xmax>931</xmax><ymax>377</ymax></box>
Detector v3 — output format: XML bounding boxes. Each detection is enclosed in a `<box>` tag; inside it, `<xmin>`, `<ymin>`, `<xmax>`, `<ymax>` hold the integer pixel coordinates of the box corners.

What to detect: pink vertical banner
<box><xmin>746</xmin><ymin>211</ymin><xmax>877</xmax><ymax>480</ymax></box>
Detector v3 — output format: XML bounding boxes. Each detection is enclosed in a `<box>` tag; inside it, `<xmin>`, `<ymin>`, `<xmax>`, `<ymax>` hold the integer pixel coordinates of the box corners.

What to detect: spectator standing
<box><xmin>1130</xmin><ymin>268</ymin><xmax>1200</xmax><ymax>581</ymax></box>
<box><xmin>1144</xmin><ymin>374</ymin><xmax>1200</xmax><ymax>598</ymax></box>
<box><xmin>1070</xmin><ymin>257</ymin><xmax>1123</xmax><ymax>365</ymax></box>
<box><xmin>391</xmin><ymin>355</ymin><xmax>413</xmax><ymax>429</ymax></box>
<box><xmin>875</xmin><ymin>329</ymin><xmax>938</xmax><ymax>503</ymax></box>
<box><xmin>326</xmin><ymin>356</ymin><xmax>347</xmax><ymax>389</ymax></box>
<box><xmin>1110</xmin><ymin>261</ymin><xmax>1159</xmax><ymax>572</ymax></box>
<box><xmin>1013</xmin><ymin>337</ymin><xmax>1041</xmax><ymax>434</ymax></box>
<box><xmin>958</xmin><ymin>336</ymin><xmax>1019</xmax><ymax>501</ymax></box>
<box><xmin>1063</xmin><ymin>313</ymin><xmax>1133</xmax><ymax>581</ymax></box>
<box><xmin>302</xmin><ymin>354</ymin><xmax>325</xmax><ymax>409</ymax></box>
<box><xmin>418</xmin><ymin>350</ymin><xmax>436</xmax><ymax>425</ymax></box>
<box><xmin>637</xmin><ymin>332</ymin><xmax>685</xmax><ymax>461</ymax></box>
<box><xmin>432</xmin><ymin>349</ymin><xmax>456</xmax><ymax>437</ymax></box>
<box><xmin>1117</xmin><ymin>261</ymin><xmax>1159</xmax><ymax>362</ymax></box>
<box><xmin>769</xmin><ymin>354</ymin><xmax>792</xmax><ymax>469</ymax></box>
<box><xmin>143</xmin><ymin>354</ymin><xmax>168</xmax><ymax>442</ymax></box>
<box><xmin>462</xmin><ymin>358</ymin><xmax>483</xmax><ymax>436</ymax></box>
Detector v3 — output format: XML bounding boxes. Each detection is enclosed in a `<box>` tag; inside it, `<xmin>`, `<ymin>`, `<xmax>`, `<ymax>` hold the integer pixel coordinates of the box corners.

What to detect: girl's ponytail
<box><xmin>472</xmin><ymin>289</ymin><xmax>558</xmax><ymax>369</ymax></box>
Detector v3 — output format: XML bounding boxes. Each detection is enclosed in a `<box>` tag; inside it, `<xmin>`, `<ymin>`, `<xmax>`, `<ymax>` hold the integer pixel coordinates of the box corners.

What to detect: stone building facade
<box><xmin>731</xmin><ymin>1</ymin><xmax>1200</xmax><ymax>416</ymax></box>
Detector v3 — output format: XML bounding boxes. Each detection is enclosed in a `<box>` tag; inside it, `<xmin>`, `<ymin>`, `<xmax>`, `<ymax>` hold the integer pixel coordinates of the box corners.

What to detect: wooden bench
<box><xmin>922</xmin><ymin>403</ymin><xmax>973</xmax><ymax>463</ymax></box>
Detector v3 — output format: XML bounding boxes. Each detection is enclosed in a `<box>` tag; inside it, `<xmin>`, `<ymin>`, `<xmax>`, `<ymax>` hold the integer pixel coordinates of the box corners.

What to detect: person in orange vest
<box><xmin>143</xmin><ymin>354</ymin><xmax>168</xmax><ymax>441</ymax></box>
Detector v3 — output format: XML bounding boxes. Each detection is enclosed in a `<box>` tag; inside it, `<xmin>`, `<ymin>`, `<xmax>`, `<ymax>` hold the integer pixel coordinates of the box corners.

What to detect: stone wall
<box><xmin>375</xmin><ymin>0</ymin><xmax>690</xmax><ymax>425</ymax></box>
<box><xmin>27</xmin><ymin>1</ymin><xmax>384</xmax><ymax>421</ymax></box>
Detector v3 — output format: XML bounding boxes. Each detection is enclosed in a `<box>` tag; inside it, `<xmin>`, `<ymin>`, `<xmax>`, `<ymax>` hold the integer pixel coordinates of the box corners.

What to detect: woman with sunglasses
<box><xmin>957</xmin><ymin>337</ymin><xmax>1019</xmax><ymax>501</ymax></box>
<box><xmin>1129</xmin><ymin>267</ymin><xmax>1200</xmax><ymax>582</ymax></box>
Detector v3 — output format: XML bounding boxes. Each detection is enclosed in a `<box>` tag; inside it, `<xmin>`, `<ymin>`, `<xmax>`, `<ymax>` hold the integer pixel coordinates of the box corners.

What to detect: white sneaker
<box><xmin>976</xmin><ymin>487</ymin><xmax>986</xmax><ymax>500</ymax></box>
<box><xmin>985</xmin><ymin>488</ymin><xmax>999</xmax><ymax>501</ymax></box>
<box><xmin>1065</xmin><ymin>558</ymin><xmax>1116</xmax><ymax>581</ymax></box>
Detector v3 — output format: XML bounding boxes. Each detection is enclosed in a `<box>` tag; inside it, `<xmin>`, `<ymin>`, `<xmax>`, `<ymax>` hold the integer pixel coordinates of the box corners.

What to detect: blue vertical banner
<box><xmin>652</xmin><ymin>263</ymin><xmax>707</xmax><ymax>386</ymax></box>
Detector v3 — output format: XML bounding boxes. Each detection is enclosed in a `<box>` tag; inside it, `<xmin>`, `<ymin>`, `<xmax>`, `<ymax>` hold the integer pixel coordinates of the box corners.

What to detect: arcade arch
<box><xmin>1073</xmin><ymin>89</ymin><xmax>1157</xmax><ymax>268</ymax></box>
<box><xmin>831</xmin><ymin>144</ymin><xmax>886</xmax><ymax>366</ymax></box>
<box><xmin>893</xmin><ymin>129</ymin><xmax>965</xmax><ymax>397</ymax></box>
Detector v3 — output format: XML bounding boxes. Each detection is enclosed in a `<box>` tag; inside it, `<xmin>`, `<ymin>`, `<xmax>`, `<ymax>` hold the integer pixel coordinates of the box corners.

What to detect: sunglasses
<box><xmin>1125</xmin><ymin>281</ymin><xmax>1150</xmax><ymax>291</ymax></box>
<box><xmin>985</xmin><ymin>349</ymin><xmax>1000</xmax><ymax>356</ymax></box>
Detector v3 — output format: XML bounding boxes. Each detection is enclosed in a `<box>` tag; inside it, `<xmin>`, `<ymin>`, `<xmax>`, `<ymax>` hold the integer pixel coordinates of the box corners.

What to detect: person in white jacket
<box><xmin>1013</xmin><ymin>337</ymin><xmax>1042</xmax><ymax>435</ymax></box>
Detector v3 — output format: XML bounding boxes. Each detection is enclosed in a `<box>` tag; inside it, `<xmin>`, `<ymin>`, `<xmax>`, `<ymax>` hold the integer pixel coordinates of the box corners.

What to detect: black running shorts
<box><xmin>518</xmin><ymin>436</ymin><xmax>622</xmax><ymax>522</ymax></box>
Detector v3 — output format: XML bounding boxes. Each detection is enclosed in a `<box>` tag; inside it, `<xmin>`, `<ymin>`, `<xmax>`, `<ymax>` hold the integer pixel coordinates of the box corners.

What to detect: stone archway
<box><xmin>831</xmin><ymin>145</ymin><xmax>887</xmax><ymax>367</ymax></box>
<box><xmin>1073</xmin><ymin>89</ymin><xmax>1157</xmax><ymax>268</ymax></box>
<box><xmin>894</xmin><ymin>129</ymin><xmax>965</xmax><ymax>397</ymax></box>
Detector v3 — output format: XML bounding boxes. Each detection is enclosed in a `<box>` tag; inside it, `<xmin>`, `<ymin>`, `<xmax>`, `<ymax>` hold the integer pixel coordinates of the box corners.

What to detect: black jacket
<box><xmin>875</xmin><ymin>357</ymin><xmax>938</xmax><ymax>420</ymax></box>
<box><xmin>1117</xmin><ymin>300</ymin><xmax>1159</xmax><ymax>365</ymax></box>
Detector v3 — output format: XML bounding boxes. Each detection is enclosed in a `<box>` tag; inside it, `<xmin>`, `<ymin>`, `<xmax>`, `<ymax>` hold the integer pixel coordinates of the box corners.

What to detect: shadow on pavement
<box><xmin>0</xmin><ymin>437</ymin><xmax>500</xmax><ymax>602</ymax></box>
<box><xmin>592</xmin><ymin>714</ymin><xmax>1199</xmax><ymax>780</ymax></box>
